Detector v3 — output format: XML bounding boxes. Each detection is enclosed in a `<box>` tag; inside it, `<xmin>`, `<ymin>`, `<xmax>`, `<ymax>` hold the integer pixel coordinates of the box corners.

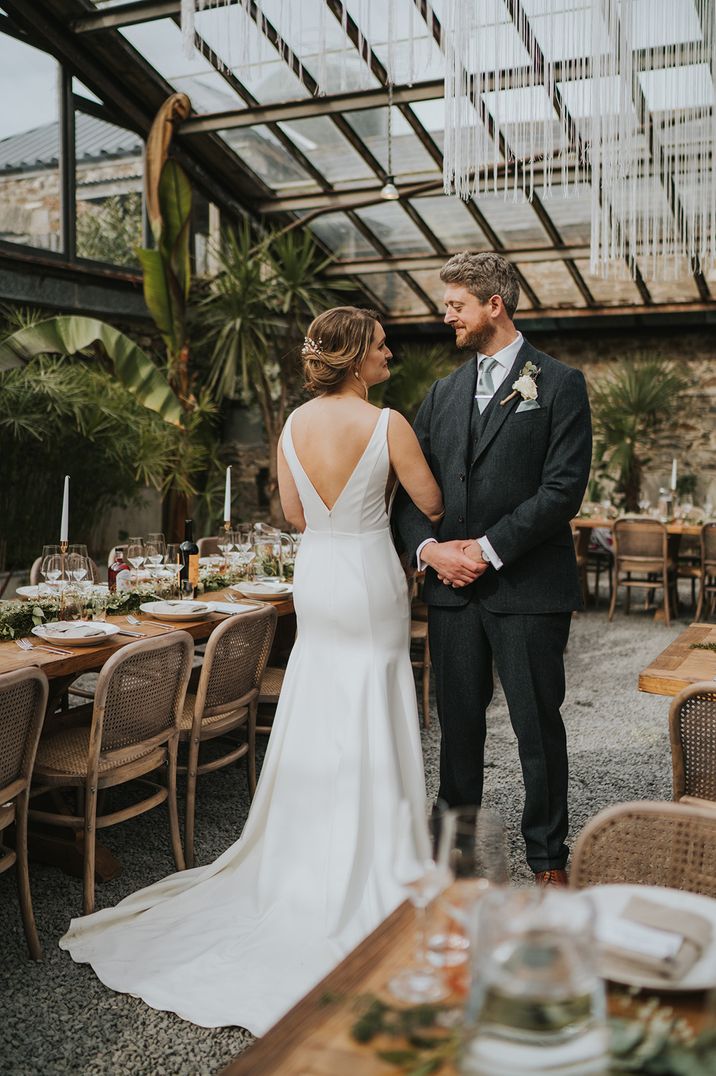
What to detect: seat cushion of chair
<box><xmin>179</xmin><ymin>693</ymin><xmax>248</xmax><ymax>732</ymax></box>
<box><xmin>258</xmin><ymin>667</ymin><xmax>285</xmax><ymax>703</ymax></box>
<box><xmin>34</xmin><ymin>727</ymin><xmax>161</xmax><ymax>777</ymax></box>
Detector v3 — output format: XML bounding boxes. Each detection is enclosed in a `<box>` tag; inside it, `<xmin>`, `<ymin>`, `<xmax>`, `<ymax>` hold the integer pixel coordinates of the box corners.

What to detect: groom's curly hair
<box><xmin>440</xmin><ymin>252</ymin><xmax>520</xmax><ymax>318</ymax></box>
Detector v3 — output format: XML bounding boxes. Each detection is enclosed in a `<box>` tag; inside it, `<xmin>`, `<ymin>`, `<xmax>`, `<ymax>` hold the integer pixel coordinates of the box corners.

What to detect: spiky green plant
<box><xmin>591</xmin><ymin>355</ymin><xmax>690</xmax><ymax>511</ymax></box>
<box><xmin>378</xmin><ymin>341</ymin><xmax>459</xmax><ymax>422</ymax></box>
<box><xmin>201</xmin><ymin>224</ymin><xmax>351</xmax><ymax>523</ymax></box>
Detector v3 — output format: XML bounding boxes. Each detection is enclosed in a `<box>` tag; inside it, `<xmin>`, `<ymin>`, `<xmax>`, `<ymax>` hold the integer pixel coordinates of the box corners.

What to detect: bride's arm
<box><xmin>277</xmin><ymin>433</ymin><xmax>306</xmax><ymax>532</ymax></box>
<box><xmin>387</xmin><ymin>411</ymin><xmax>444</xmax><ymax>523</ymax></box>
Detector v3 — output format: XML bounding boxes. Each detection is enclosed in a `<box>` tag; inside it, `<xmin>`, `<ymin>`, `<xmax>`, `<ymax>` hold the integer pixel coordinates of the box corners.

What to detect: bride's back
<box><xmin>289</xmin><ymin>397</ymin><xmax>383</xmax><ymax>512</ymax></box>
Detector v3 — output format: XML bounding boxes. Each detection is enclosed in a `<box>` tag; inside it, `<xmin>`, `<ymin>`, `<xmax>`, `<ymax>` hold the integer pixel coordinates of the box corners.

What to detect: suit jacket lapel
<box><xmin>448</xmin><ymin>357</ymin><xmax>479</xmax><ymax>468</ymax></box>
<box><xmin>471</xmin><ymin>339</ymin><xmax>535</xmax><ymax>467</ymax></box>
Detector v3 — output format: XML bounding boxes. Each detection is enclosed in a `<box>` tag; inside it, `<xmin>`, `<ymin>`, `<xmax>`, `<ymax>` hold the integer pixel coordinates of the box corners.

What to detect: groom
<box><xmin>394</xmin><ymin>252</ymin><xmax>591</xmax><ymax>884</ymax></box>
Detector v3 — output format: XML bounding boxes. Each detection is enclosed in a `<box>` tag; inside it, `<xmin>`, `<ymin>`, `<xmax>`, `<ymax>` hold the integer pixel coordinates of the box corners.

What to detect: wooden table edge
<box><xmin>220</xmin><ymin>899</ymin><xmax>414</xmax><ymax>1075</ymax></box>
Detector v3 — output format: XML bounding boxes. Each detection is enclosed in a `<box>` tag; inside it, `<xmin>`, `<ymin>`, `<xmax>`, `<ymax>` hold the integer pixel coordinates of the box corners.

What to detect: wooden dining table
<box><xmin>0</xmin><ymin>587</ymin><xmax>295</xmax><ymax>712</ymax></box>
<box><xmin>0</xmin><ymin>587</ymin><xmax>295</xmax><ymax>879</ymax></box>
<box><xmin>221</xmin><ymin>888</ymin><xmax>713</xmax><ymax>1076</ymax></box>
<box><xmin>639</xmin><ymin>622</ymin><xmax>716</xmax><ymax>696</ymax></box>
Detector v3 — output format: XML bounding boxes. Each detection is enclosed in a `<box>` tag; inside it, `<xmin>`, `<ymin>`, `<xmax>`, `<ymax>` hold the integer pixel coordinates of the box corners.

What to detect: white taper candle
<box><xmin>224</xmin><ymin>465</ymin><xmax>232</xmax><ymax>524</ymax></box>
<box><xmin>60</xmin><ymin>475</ymin><xmax>70</xmax><ymax>543</ymax></box>
<box><xmin>670</xmin><ymin>458</ymin><xmax>678</xmax><ymax>491</ymax></box>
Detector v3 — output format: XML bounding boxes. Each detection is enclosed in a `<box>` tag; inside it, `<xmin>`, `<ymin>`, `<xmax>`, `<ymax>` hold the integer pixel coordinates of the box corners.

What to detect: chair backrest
<box><xmin>195</xmin><ymin>606</ymin><xmax>277</xmax><ymax>718</ymax></box>
<box><xmin>30</xmin><ymin>556</ymin><xmax>101</xmax><ymax>585</ymax></box>
<box><xmin>91</xmin><ymin>632</ymin><xmax>194</xmax><ymax>758</ymax></box>
<box><xmin>613</xmin><ymin>517</ymin><xmax>667</xmax><ymax>564</ymax></box>
<box><xmin>702</xmin><ymin>522</ymin><xmax>716</xmax><ymax>566</ymax></box>
<box><xmin>669</xmin><ymin>682</ymin><xmax>716</xmax><ymax>803</ymax></box>
<box><xmin>571</xmin><ymin>800</ymin><xmax>716</xmax><ymax>897</ymax></box>
<box><xmin>0</xmin><ymin>668</ymin><xmax>48</xmax><ymax>800</ymax></box>
<box><xmin>197</xmin><ymin>536</ymin><xmax>221</xmax><ymax>556</ymax></box>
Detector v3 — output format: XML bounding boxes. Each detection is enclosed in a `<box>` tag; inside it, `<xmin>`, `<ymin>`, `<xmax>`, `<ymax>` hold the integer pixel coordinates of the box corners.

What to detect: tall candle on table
<box><xmin>670</xmin><ymin>458</ymin><xmax>678</xmax><ymax>492</ymax></box>
<box><xmin>224</xmin><ymin>465</ymin><xmax>232</xmax><ymax>525</ymax></box>
<box><xmin>60</xmin><ymin>475</ymin><xmax>70</xmax><ymax>543</ymax></box>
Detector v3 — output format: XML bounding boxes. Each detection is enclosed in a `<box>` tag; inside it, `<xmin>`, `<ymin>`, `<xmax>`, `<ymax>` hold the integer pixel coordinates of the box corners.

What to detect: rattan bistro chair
<box><xmin>696</xmin><ymin>522</ymin><xmax>716</xmax><ymax>622</ymax></box>
<box><xmin>197</xmin><ymin>536</ymin><xmax>221</xmax><ymax>557</ymax></box>
<box><xmin>669</xmin><ymin>682</ymin><xmax>716</xmax><ymax>805</ymax></box>
<box><xmin>31</xmin><ymin>632</ymin><xmax>193</xmax><ymax>915</ymax></box>
<box><xmin>608</xmin><ymin>517</ymin><xmax>677</xmax><ymax>626</ymax></box>
<box><xmin>0</xmin><ymin>668</ymin><xmax>48</xmax><ymax>959</ymax></box>
<box><xmin>571</xmin><ymin>800</ymin><xmax>716</xmax><ymax>898</ymax></box>
<box><xmin>181</xmin><ymin>605</ymin><xmax>277</xmax><ymax>867</ymax></box>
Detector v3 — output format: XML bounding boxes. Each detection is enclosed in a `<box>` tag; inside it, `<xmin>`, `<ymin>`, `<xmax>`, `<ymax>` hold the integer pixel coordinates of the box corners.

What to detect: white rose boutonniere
<box><xmin>500</xmin><ymin>360</ymin><xmax>541</xmax><ymax>407</ymax></box>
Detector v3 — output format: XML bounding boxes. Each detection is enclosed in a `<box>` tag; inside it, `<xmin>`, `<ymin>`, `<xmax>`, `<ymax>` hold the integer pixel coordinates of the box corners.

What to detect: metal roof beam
<box><xmin>181</xmin><ymin>80</ymin><xmax>444</xmax><ymax>134</ymax></box>
<box><xmin>324</xmin><ymin>247</ymin><xmax>592</xmax><ymax>276</ymax></box>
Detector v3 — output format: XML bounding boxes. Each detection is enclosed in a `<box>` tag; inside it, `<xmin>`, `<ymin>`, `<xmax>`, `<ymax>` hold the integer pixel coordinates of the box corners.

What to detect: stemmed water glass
<box><xmin>429</xmin><ymin>807</ymin><xmax>508</xmax><ymax>974</ymax></box>
<box><xmin>165</xmin><ymin>543</ymin><xmax>183</xmax><ymax>599</ymax></box>
<box><xmin>145</xmin><ymin>533</ymin><xmax>166</xmax><ymax>577</ymax></box>
<box><xmin>388</xmin><ymin>802</ymin><xmax>455</xmax><ymax>1004</ymax></box>
<box><xmin>40</xmin><ymin>552</ymin><xmax>64</xmax><ymax>595</ymax></box>
<box><xmin>126</xmin><ymin>537</ymin><xmax>145</xmax><ymax>588</ymax></box>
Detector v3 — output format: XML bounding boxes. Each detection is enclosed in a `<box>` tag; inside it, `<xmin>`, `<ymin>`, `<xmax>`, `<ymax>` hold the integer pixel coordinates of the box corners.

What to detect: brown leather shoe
<box><xmin>534</xmin><ymin>868</ymin><xmax>568</xmax><ymax>887</ymax></box>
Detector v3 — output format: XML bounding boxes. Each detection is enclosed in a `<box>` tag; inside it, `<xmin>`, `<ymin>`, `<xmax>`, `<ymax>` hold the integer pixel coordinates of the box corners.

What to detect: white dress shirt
<box><xmin>417</xmin><ymin>332</ymin><xmax>523</xmax><ymax>572</ymax></box>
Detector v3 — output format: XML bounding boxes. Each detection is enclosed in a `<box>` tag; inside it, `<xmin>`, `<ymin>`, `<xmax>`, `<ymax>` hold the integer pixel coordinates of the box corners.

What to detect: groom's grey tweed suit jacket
<box><xmin>394</xmin><ymin>338</ymin><xmax>592</xmax><ymax>614</ymax></box>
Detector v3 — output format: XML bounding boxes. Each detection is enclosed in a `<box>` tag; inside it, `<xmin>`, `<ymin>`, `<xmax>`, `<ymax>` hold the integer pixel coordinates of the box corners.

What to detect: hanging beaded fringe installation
<box><xmin>181</xmin><ymin>1</ymin><xmax>715</xmax><ymax>281</ymax></box>
<box><xmin>181</xmin><ymin>0</ymin><xmax>427</xmax><ymax>93</ymax></box>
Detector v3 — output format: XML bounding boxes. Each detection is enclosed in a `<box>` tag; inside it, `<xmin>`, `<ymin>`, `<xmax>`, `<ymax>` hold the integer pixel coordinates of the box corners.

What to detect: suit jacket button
<box><xmin>459</xmin><ymin>473</ymin><xmax>465</xmax><ymax>482</ymax></box>
<box><xmin>458</xmin><ymin>515</ymin><xmax>465</xmax><ymax>523</ymax></box>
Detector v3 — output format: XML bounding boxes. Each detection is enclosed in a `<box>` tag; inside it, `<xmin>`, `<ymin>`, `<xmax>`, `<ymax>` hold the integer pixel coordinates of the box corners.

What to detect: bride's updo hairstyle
<box><xmin>302</xmin><ymin>306</ymin><xmax>381</xmax><ymax>396</ymax></box>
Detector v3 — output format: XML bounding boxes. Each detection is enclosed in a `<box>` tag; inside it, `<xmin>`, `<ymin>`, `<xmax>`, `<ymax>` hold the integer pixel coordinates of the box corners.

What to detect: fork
<box><xmin>127</xmin><ymin>614</ymin><xmax>174</xmax><ymax>632</ymax></box>
<box><xmin>15</xmin><ymin>638</ymin><xmax>73</xmax><ymax>657</ymax></box>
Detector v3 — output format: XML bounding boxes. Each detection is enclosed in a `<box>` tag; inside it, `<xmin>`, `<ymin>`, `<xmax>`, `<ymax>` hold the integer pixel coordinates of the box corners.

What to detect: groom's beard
<box><xmin>455</xmin><ymin>322</ymin><xmax>498</xmax><ymax>353</ymax></box>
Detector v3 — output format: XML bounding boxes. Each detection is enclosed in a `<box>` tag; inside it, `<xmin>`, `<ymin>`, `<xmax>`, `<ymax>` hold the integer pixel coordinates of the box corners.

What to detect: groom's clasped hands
<box><xmin>421</xmin><ymin>539</ymin><xmax>489</xmax><ymax>588</ymax></box>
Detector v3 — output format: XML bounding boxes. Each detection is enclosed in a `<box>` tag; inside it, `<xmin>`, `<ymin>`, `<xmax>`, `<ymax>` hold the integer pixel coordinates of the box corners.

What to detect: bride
<box><xmin>60</xmin><ymin>306</ymin><xmax>444</xmax><ymax>1036</ymax></box>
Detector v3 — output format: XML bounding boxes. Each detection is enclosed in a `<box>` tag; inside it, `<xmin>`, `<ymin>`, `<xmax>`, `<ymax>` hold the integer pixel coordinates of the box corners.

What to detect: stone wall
<box><xmin>527</xmin><ymin>325</ymin><xmax>716</xmax><ymax>503</ymax></box>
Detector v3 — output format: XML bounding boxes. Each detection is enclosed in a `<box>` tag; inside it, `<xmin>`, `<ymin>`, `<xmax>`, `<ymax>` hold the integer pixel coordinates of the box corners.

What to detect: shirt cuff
<box><xmin>478</xmin><ymin>535</ymin><xmax>503</xmax><ymax>570</ymax></box>
<box><xmin>416</xmin><ymin>538</ymin><xmax>437</xmax><ymax>572</ymax></box>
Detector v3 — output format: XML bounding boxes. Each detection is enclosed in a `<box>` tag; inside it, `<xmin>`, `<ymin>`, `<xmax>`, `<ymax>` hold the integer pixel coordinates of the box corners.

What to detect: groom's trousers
<box><xmin>428</xmin><ymin>600</ymin><xmax>571</xmax><ymax>872</ymax></box>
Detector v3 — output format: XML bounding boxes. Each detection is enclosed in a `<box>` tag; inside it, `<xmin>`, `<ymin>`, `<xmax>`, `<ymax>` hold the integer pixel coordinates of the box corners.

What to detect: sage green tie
<box><xmin>475</xmin><ymin>357</ymin><xmax>499</xmax><ymax>413</ymax></box>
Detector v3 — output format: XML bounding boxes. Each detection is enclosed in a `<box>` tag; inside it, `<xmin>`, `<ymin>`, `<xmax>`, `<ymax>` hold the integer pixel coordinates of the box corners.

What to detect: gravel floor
<box><xmin>1</xmin><ymin>601</ymin><xmax>688</xmax><ymax>1075</ymax></box>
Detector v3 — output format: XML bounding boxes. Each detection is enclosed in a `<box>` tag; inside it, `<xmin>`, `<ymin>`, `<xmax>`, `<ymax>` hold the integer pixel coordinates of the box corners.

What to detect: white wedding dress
<box><xmin>60</xmin><ymin>406</ymin><xmax>428</xmax><ymax>1036</ymax></box>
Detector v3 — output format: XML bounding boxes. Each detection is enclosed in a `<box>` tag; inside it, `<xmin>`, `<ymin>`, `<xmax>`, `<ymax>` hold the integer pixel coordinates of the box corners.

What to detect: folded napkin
<box><xmin>597</xmin><ymin>894</ymin><xmax>712</xmax><ymax>982</ymax></box>
<box><xmin>46</xmin><ymin>622</ymin><xmax>105</xmax><ymax>639</ymax></box>
<box><xmin>158</xmin><ymin>601</ymin><xmax>206</xmax><ymax>612</ymax></box>
<box><xmin>243</xmin><ymin>582</ymin><xmax>289</xmax><ymax>593</ymax></box>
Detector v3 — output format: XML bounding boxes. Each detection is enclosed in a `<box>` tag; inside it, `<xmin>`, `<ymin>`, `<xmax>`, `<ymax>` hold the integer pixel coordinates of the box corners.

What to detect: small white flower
<box><xmin>512</xmin><ymin>374</ymin><xmax>538</xmax><ymax>401</ymax></box>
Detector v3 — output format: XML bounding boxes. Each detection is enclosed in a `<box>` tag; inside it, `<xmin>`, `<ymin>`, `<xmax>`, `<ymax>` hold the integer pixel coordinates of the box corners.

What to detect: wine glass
<box><xmin>126</xmin><ymin>537</ymin><xmax>145</xmax><ymax>587</ymax></box>
<box><xmin>145</xmin><ymin>533</ymin><xmax>166</xmax><ymax>574</ymax></box>
<box><xmin>67</xmin><ymin>552</ymin><xmax>90</xmax><ymax>589</ymax></box>
<box><xmin>428</xmin><ymin>807</ymin><xmax>508</xmax><ymax>974</ymax></box>
<box><xmin>217</xmin><ymin>529</ymin><xmax>233</xmax><ymax>567</ymax></box>
<box><xmin>165</xmin><ymin>543</ymin><xmax>183</xmax><ymax>599</ymax></box>
<box><xmin>41</xmin><ymin>553</ymin><xmax>64</xmax><ymax>591</ymax></box>
<box><xmin>388</xmin><ymin>802</ymin><xmax>455</xmax><ymax>1004</ymax></box>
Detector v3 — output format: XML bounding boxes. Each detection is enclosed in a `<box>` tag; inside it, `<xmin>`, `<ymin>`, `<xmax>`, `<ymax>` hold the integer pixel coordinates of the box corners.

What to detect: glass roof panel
<box><xmin>275</xmin><ymin>116</ymin><xmax>375</xmax><ymax>185</ymax></box>
<box><xmin>343</xmin><ymin>107</ymin><xmax>440</xmax><ymax>181</ymax></box>
<box><xmin>572</xmin><ymin>260</ymin><xmax>643</xmax><ymax>305</ymax></box>
<box><xmin>297</xmin><ymin>212</ymin><xmax>379</xmax><ymax>258</ymax></box>
<box><xmin>410</xmin><ymin>195</ymin><xmax>490</xmax><ymax>251</ymax></box>
<box><xmin>353</xmin><ymin>202</ymin><xmax>436</xmax><ymax>255</ymax></box>
<box><xmin>643</xmin><ymin>271</ymin><xmax>701</xmax><ymax>303</ymax></box>
<box><xmin>410</xmin><ymin>98</ymin><xmax>500</xmax><ymax>162</ymax></box>
<box><xmin>357</xmin><ymin>271</ymin><xmax>431</xmax><ymax>315</ymax></box>
<box><xmin>408</xmin><ymin>269</ymin><xmax>449</xmax><ymax>309</ymax></box>
<box><xmin>120</xmin><ymin>20</ymin><xmax>247</xmax><ymax>112</ymax></box>
<box><xmin>517</xmin><ymin>260</ymin><xmax>588</xmax><ymax>306</ymax></box>
<box><xmin>473</xmin><ymin>192</ymin><xmax>551</xmax><ymax>248</ymax></box>
<box><xmin>623</xmin><ymin>0</ymin><xmax>703</xmax><ymax>50</ymax></box>
<box><xmin>639</xmin><ymin>64</ymin><xmax>715</xmax><ymax>113</ymax></box>
<box><xmin>216</xmin><ymin>126</ymin><xmax>320</xmax><ymax>193</ymax></box>
<box><xmin>541</xmin><ymin>188</ymin><xmax>592</xmax><ymax>245</ymax></box>
<box><xmin>194</xmin><ymin>5</ymin><xmax>313</xmax><ymax>103</ymax></box>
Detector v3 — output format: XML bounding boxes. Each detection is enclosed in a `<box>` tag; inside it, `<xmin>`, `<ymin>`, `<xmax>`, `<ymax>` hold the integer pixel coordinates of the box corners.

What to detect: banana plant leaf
<box><xmin>0</xmin><ymin>316</ymin><xmax>182</xmax><ymax>425</ymax></box>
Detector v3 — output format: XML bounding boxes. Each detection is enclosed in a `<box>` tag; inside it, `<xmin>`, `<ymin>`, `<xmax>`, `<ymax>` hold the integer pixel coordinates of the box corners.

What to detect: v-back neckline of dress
<box><xmin>287</xmin><ymin>409</ymin><xmax>388</xmax><ymax>515</ymax></box>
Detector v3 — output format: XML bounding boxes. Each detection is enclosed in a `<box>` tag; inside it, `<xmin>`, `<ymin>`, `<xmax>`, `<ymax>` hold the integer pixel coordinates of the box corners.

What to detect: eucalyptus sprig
<box><xmin>690</xmin><ymin>642</ymin><xmax>716</xmax><ymax>654</ymax></box>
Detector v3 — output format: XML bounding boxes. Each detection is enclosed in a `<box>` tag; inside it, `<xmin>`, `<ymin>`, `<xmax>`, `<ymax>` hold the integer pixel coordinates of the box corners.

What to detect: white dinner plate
<box><xmin>15</xmin><ymin>582</ymin><xmax>85</xmax><ymax>601</ymax></box>
<box><xmin>33</xmin><ymin>621</ymin><xmax>120</xmax><ymax>646</ymax></box>
<box><xmin>587</xmin><ymin>883</ymin><xmax>716</xmax><ymax>990</ymax></box>
<box><xmin>230</xmin><ymin>582</ymin><xmax>293</xmax><ymax>598</ymax></box>
<box><xmin>139</xmin><ymin>600</ymin><xmax>211</xmax><ymax>621</ymax></box>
